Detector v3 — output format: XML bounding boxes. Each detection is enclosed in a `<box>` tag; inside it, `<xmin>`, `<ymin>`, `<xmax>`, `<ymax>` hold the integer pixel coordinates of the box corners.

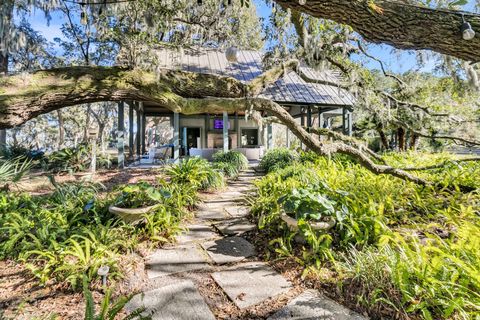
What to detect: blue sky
<box><xmin>24</xmin><ymin>0</ymin><xmax>479</xmax><ymax>74</ymax></box>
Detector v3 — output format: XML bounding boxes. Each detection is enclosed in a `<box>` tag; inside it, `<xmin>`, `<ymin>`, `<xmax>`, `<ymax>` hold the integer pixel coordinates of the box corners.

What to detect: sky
<box><xmin>23</xmin><ymin>0</ymin><xmax>479</xmax><ymax>74</ymax></box>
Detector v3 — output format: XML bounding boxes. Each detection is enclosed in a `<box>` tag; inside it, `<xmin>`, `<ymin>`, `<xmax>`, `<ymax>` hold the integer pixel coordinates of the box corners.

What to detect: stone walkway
<box><xmin>126</xmin><ymin>166</ymin><xmax>367</xmax><ymax>319</ymax></box>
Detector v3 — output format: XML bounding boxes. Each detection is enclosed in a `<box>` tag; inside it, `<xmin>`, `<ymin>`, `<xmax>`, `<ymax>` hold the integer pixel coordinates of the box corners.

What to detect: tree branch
<box><xmin>275</xmin><ymin>0</ymin><xmax>480</xmax><ymax>62</ymax></box>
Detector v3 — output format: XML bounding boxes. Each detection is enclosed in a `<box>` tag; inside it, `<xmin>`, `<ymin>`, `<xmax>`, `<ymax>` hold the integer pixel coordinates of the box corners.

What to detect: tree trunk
<box><xmin>410</xmin><ymin>133</ymin><xmax>419</xmax><ymax>150</ymax></box>
<box><xmin>397</xmin><ymin>127</ymin><xmax>406</xmax><ymax>151</ymax></box>
<box><xmin>376</xmin><ymin>125</ymin><xmax>389</xmax><ymax>151</ymax></box>
<box><xmin>57</xmin><ymin>109</ymin><xmax>65</xmax><ymax>149</ymax></box>
<box><xmin>276</xmin><ymin>0</ymin><xmax>480</xmax><ymax>62</ymax></box>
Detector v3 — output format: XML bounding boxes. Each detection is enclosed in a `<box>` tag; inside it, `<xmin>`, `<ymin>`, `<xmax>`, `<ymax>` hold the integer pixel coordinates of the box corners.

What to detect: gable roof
<box><xmin>155</xmin><ymin>48</ymin><xmax>355</xmax><ymax>107</ymax></box>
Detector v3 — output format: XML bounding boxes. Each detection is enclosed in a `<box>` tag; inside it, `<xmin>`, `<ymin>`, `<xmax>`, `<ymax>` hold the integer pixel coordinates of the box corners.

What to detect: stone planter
<box><xmin>109</xmin><ymin>205</ymin><xmax>157</xmax><ymax>223</ymax></box>
<box><xmin>280</xmin><ymin>212</ymin><xmax>336</xmax><ymax>231</ymax></box>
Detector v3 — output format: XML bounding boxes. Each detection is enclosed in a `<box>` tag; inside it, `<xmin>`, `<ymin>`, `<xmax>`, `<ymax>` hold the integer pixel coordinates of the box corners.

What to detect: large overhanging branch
<box><xmin>276</xmin><ymin>0</ymin><xmax>480</xmax><ymax>62</ymax></box>
<box><xmin>0</xmin><ymin>61</ymin><xmax>299</xmax><ymax>128</ymax></box>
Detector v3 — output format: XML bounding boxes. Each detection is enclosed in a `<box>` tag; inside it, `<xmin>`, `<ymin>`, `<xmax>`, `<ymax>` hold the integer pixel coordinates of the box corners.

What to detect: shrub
<box><xmin>259</xmin><ymin>148</ymin><xmax>297</xmax><ymax>173</ymax></box>
<box><xmin>251</xmin><ymin>153</ymin><xmax>480</xmax><ymax>319</ymax></box>
<box><xmin>213</xmin><ymin>150</ymin><xmax>248</xmax><ymax>170</ymax></box>
<box><xmin>212</xmin><ymin>161</ymin><xmax>240</xmax><ymax>178</ymax></box>
<box><xmin>165</xmin><ymin>157</ymin><xmax>224</xmax><ymax>192</ymax></box>
<box><xmin>113</xmin><ymin>182</ymin><xmax>171</xmax><ymax>208</ymax></box>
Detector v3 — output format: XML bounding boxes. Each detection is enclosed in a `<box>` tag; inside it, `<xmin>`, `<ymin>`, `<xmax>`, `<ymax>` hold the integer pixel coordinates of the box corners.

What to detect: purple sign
<box><xmin>214</xmin><ymin>119</ymin><xmax>229</xmax><ymax>129</ymax></box>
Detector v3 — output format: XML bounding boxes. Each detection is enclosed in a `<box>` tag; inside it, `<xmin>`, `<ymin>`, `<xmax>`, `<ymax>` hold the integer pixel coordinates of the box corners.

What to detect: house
<box><xmin>117</xmin><ymin>48</ymin><xmax>355</xmax><ymax>166</ymax></box>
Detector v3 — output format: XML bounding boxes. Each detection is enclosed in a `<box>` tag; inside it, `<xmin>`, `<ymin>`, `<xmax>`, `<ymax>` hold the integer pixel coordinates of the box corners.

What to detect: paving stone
<box><xmin>213</xmin><ymin>218</ymin><xmax>255</xmax><ymax>236</ymax></box>
<box><xmin>212</xmin><ymin>262</ymin><xmax>292</xmax><ymax>309</ymax></box>
<box><xmin>201</xmin><ymin>236</ymin><xmax>256</xmax><ymax>264</ymax></box>
<box><xmin>145</xmin><ymin>245</ymin><xmax>209</xmax><ymax>278</ymax></box>
<box><xmin>176</xmin><ymin>224</ymin><xmax>219</xmax><ymax>244</ymax></box>
<box><xmin>224</xmin><ymin>206</ymin><xmax>249</xmax><ymax>218</ymax></box>
<box><xmin>219</xmin><ymin>191</ymin><xmax>245</xmax><ymax>200</ymax></box>
<box><xmin>268</xmin><ymin>290</ymin><xmax>367</xmax><ymax>320</ymax></box>
<box><xmin>126</xmin><ymin>279</ymin><xmax>215</xmax><ymax>320</ymax></box>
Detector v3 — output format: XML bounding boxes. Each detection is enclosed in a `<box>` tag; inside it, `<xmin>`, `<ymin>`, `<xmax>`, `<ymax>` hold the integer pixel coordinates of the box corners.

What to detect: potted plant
<box><xmin>278</xmin><ymin>188</ymin><xmax>338</xmax><ymax>231</ymax></box>
<box><xmin>109</xmin><ymin>182</ymin><xmax>171</xmax><ymax>223</ymax></box>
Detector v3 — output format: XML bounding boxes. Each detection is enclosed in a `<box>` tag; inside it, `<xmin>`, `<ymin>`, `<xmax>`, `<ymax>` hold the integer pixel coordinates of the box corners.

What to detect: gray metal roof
<box><xmin>155</xmin><ymin>48</ymin><xmax>355</xmax><ymax>106</ymax></box>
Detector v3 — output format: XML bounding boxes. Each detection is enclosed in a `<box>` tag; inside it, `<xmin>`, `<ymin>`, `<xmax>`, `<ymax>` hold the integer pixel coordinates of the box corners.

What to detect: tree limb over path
<box><xmin>276</xmin><ymin>0</ymin><xmax>480</xmax><ymax>62</ymax></box>
<box><xmin>0</xmin><ymin>64</ymin><xmax>433</xmax><ymax>186</ymax></box>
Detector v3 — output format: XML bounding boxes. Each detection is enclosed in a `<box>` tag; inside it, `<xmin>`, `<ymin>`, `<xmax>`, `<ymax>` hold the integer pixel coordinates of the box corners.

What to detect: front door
<box><xmin>183</xmin><ymin>127</ymin><xmax>201</xmax><ymax>156</ymax></box>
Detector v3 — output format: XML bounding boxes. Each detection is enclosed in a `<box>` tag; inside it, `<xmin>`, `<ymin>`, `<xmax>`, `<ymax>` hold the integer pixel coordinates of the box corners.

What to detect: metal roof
<box><xmin>155</xmin><ymin>48</ymin><xmax>355</xmax><ymax>106</ymax></box>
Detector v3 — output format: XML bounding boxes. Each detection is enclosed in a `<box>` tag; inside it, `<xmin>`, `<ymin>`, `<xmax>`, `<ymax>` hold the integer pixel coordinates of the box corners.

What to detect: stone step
<box><xmin>211</xmin><ymin>262</ymin><xmax>293</xmax><ymax>309</ymax></box>
<box><xmin>126</xmin><ymin>280</ymin><xmax>215</xmax><ymax>320</ymax></box>
<box><xmin>213</xmin><ymin>218</ymin><xmax>255</xmax><ymax>236</ymax></box>
<box><xmin>176</xmin><ymin>224</ymin><xmax>220</xmax><ymax>245</ymax></box>
<box><xmin>201</xmin><ymin>236</ymin><xmax>256</xmax><ymax>265</ymax></box>
<box><xmin>145</xmin><ymin>245</ymin><xmax>210</xmax><ymax>279</ymax></box>
<box><xmin>268</xmin><ymin>290</ymin><xmax>367</xmax><ymax>320</ymax></box>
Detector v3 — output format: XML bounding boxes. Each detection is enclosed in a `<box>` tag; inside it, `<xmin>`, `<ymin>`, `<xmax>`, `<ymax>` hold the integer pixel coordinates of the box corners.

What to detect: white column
<box><xmin>223</xmin><ymin>111</ymin><xmax>229</xmax><ymax>152</ymax></box>
<box><xmin>267</xmin><ymin>123</ymin><xmax>273</xmax><ymax>150</ymax></box>
<box><xmin>117</xmin><ymin>102</ymin><xmax>125</xmax><ymax>169</ymax></box>
<box><xmin>173</xmin><ymin>112</ymin><xmax>180</xmax><ymax>163</ymax></box>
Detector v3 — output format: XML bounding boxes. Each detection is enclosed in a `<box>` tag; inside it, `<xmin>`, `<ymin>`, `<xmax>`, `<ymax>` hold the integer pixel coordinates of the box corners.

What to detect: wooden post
<box><xmin>117</xmin><ymin>101</ymin><xmax>125</xmax><ymax>169</ymax></box>
<box><xmin>300</xmin><ymin>108</ymin><xmax>305</xmax><ymax>149</ymax></box>
<box><xmin>234</xmin><ymin>112</ymin><xmax>240</xmax><ymax>148</ymax></box>
<box><xmin>173</xmin><ymin>112</ymin><xmax>180</xmax><ymax>163</ymax></box>
<box><xmin>141</xmin><ymin>112</ymin><xmax>146</xmax><ymax>154</ymax></box>
<box><xmin>128</xmin><ymin>103</ymin><xmax>134</xmax><ymax>159</ymax></box>
<box><xmin>223</xmin><ymin>111</ymin><xmax>229</xmax><ymax>152</ymax></box>
<box><xmin>0</xmin><ymin>130</ymin><xmax>6</xmax><ymax>149</ymax></box>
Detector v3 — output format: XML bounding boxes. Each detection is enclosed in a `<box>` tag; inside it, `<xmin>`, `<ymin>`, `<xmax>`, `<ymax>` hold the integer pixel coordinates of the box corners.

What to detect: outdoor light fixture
<box><xmin>80</xmin><ymin>5</ymin><xmax>88</xmax><ymax>25</ymax></box>
<box><xmin>299</xmin><ymin>0</ymin><xmax>306</xmax><ymax>5</ymax></box>
<box><xmin>98</xmin><ymin>265</ymin><xmax>110</xmax><ymax>286</ymax></box>
<box><xmin>461</xmin><ymin>14</ymin><xmax>475</xmax><ymax>41</ymax></box>
<box><xmin>226</xmin><ymin>46</ymin><xmax>238</xmax><ymax>63</ymax></box>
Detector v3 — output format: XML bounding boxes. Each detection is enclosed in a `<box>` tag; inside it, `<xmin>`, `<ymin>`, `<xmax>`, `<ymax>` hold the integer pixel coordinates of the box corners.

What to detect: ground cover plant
<box><xmin>0</xmin><ymin>168</ymin><xmax>201</xmax><ymax>291</ymax></box>
<box><xmin>250</xmin><ymin>149</ymin><xmax>480</xmax><ymax>320</ymax></box>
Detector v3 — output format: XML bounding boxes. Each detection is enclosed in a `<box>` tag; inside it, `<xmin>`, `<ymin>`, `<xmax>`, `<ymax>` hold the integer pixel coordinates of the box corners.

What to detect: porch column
<box><xmin>204</xmin><ymin>114</ymin><xmax>209</xmax><ymax>148</ymax></box>
<box><xmin>267</xmin><ymin>123</ymin><xmax>273</xmax><ymax>150</ymax></box>
<box><xmin>173</xmin><ymin>112</ymin><xmax>180</xmax><ymax>163</ymax></box>
<box><xmin>117</xmin><ymin>101</ymin><xmax>125</xmax><ymax>169</ymax></box>
<box><xmin>141</xmin><ymin>107</ymin><xmax>146</xmax><ymax>154</ymax></box>
<box><xmin>223</xmin><ymin>111</ymin><xmax>229</xmax><ymax>152</ymax></box>
<box><xmin>286</xmin><ymin>127</ymin><xmax>290</xmax><ymax>148</ymax></box>
<box><xmin>136</xmin><ymin>104</ymin><xmax>141</xmax><ymax>158</ymax></box>
<box><xmin>300</xmin><ymin>109</ymin><xmax>305</xmax><ymax>149</ymax></box>
<box><xmin>128</xmin><ymin>103</ymin><xmax>134</xmax><ymax>159</ymax></box>
<box><xmin>318</xmin><ymin>109</ymin><xmax>324</xmax><ymax>128</ymax></box>
<box><xmin>342</xmin><ymin>107</ymin><xmax>353</xmax><ymax>136</ymax></box>
<box><xmin>234</xmin><ymin>112</ymin><xmax>240</xmax><ymax>148</ymax></box>
<box><xmin>307</xmin><ymin>106</ymin><xmax>312</xmax><ymax>127</ymax></box>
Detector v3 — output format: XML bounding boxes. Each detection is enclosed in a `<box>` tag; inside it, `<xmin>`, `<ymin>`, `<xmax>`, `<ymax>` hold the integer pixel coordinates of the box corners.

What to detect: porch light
<box><xmin>461</xmin><ymin>15</ymin><xmax>475</xmax><ymax>41</ymax></box>
<box><xmin>226</xmin><ymin>46</ymin><xmax>238</xmax><ymax>63</ymax></box>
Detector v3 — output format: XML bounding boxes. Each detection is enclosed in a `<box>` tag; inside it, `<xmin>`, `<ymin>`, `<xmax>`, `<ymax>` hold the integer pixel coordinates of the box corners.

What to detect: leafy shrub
<box><xmin>0</xmin><ymin>177</ymin><xmax>195</xmax><ymax>289</ymax></box>
<box><xmin>278</xmin><ymin>187</ymin><xmax>341</xmax><ymax>221</ymax></box>
<box><xmin>250</xmin><ymin>153</ymin><xmax>480</xmax><ymax>319</ymax></box>
<box><xmin>213</xmin><ymin>150</ymin><xmax>248</xmax><ymax>171</ymax></box>
<box><xmin>43</xmin><ymin>144</ymin><xmax>91</xmax><ymax>173</ymax></box>
<box><xmin>113</xmin><ymin>182</ymin><xmax>171</xmax><ymax>208</ymax></box>
<box><xmin>0</xmin><ymin>157</ymin><xmax>33</xmax><ymax>186</ymax></box>
<box><xmin>165</xmin><ymin>157</ymin><xmax>224</xmax><ymax>192</ymax></box>
<box><xmin>212</xmin><ymin>161</ymin><xmax>240</xmax><ymax>178</ymax></box>
<box><xmin>259</xmin><ymin>148</ymin><xmax>297</xmax><ymax>173</ymax></box>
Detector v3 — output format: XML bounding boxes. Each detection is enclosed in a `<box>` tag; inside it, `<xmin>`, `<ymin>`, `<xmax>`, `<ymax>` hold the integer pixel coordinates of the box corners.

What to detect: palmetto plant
<box><xmin>0</xmin><ymin>156</ymin><xmax>33</xmax><ymax>186</ymax></box>
<box><xmin>165</xmin><ymin>157</ymin><xmax>225</xmax><ymax>191</ymax></box>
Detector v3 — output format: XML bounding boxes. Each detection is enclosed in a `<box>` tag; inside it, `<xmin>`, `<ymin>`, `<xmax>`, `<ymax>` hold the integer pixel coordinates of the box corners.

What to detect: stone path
<box><xmin>127</xmin><ymin>166</ymin><xmax>367</xmax><ymax>319</ymax></box>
